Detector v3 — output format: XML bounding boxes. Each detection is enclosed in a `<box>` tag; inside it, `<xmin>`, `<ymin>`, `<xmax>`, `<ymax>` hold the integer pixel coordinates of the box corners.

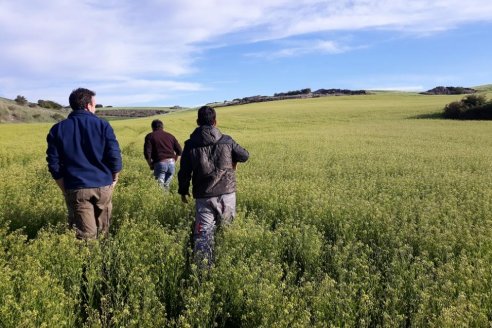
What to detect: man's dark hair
<box><xmin>151</xmin><ymin>119</ymin><xmax>163</xmax><ymax>130</ymax></box>
<box><xmin>69</xmin><ymin>88</ymin><xmax>95</xmax><ymax>111</ymax></box>
<box><xmin>197</xmin><ymin>106</ymin><xmax>216</xmax><ymax>126</ymax></box>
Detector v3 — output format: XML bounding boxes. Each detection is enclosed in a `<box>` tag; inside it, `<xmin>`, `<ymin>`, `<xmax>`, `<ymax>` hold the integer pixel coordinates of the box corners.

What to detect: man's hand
<box><xmin>55</xmin><ymin>178</ymin><xmax>65</xmax><ymax>194</ymax></box>
<box><xmin>181</xmin><ymin>194</ymin><xmax>189</xmax><ymax>203</ymax></box>
<box><xmin>148</xmin><ymin>162</ymin><xmax>154</xmax><ymax>170</ymax></box>
<box><xmin>112</xmin><ymin>172</ymin><xmax>119</xmax><ymax>188</ymax></box>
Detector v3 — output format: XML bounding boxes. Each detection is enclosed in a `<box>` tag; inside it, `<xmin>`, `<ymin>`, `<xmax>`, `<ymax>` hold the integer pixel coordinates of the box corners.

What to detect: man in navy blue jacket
<box><xmin>46</xmin><ymin>88</ymin><xmax>122</xmax><ymax>239</ymax></box>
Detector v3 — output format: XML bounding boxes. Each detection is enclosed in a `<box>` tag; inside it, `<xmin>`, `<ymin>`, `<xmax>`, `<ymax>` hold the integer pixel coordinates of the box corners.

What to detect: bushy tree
<box><xmin>50</xmin><ymin>113</ymin><xmax>65</xmax><ymax>121</ymax></box>
<box><xmin>14</xmin><ymin>95</ymin><xmax>28</xmax><ymax>105</ymax></box>
<box><xmin>461</xmin><ymin>94</ymin><xmax>486</xmax><ymax>108</ymax></box>
<box><xmin>443</xmin><ymin>101</ymin><xmax>466</xmax><ymax>119</ymax></box>
<box><xmin>38</xmin><ymin>100</ymin><xmax>63</xmax><ymax>110</ymax></box>
<box><xmin>443</xmin><ymin>94</ymin><xmax>492</xmax><ymax>120</ymax></box>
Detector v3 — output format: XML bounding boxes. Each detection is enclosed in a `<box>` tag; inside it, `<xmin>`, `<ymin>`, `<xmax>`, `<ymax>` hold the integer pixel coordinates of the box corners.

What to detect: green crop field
<box><xmin>1</xmin><ymin>92</ymin><xmax>492</xmax><ymax>327</ymax></box>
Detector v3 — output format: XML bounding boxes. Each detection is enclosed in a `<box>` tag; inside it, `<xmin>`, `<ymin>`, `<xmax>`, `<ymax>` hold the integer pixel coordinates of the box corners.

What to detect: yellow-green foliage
<box><xmin>1</xmin><ymin>92</ymin><xmax>492</xmax><ymax>327</ymax></box>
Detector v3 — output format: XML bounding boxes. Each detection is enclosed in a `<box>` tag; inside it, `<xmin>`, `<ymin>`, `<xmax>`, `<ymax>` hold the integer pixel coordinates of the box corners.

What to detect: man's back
<box><xmin>144</xmin><ymin>129</ymin><xmax>181</xmax><ymax>162</ymax></box>
<box><xmin>178</xmin><ymin>125</ymin><xmax>249</xmax><ymax>198</ymax></box>
<box><xmin>177</xmin><ymin>105</ymin><xmax>249</xmax><ymax>266</ymax></box>
<box><xmin>47</xmin><ymin>110</ymin><xmax>122</xmax><ymax>189</ymax></box>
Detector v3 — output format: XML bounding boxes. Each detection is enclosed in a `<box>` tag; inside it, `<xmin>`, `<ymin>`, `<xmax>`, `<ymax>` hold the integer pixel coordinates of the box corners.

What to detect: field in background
<box><xmin>1</xmin><ymin>92</ymin><xmax>492</xmax><ymax>326</ymax></box>
<box><xmin>95</xmin><ymin>106</ymin><xmax>191</xmax><ymax>120</ymax></box>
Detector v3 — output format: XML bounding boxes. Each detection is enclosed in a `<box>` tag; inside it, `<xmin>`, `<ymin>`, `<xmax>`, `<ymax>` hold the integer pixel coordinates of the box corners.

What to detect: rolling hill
<box><xmin>0</xmin><ymin>97</ymin><xmax>68</xmax><ymax>123</ymax></box>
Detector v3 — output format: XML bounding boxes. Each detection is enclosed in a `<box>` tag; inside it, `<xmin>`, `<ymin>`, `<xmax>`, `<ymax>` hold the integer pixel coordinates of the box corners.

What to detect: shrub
<box><xmin>461</xmin><ymin>94</ymin><xmax>487</xmax><ymax>108</ymax></box>
<box><xmin>443</xmin><ymin>94</ymin><xmax>492</xmax><ymax>120</ymax></box>
<box><xmin>14</xmin><ymin>95</ymin><xmax>28</xmax><ymax>105</ymax></box>
<box><xmin>51</xmin><ymin>113</ymin><xmax>65</xmax><ymax>122</ymax></box>
<box><xmin>443</xmin><ymin>101</ymin><xmax>466</xmax><ymax>119</ymax></box>
<box><xmin>95</xmin><ymin>104</ymin><xmax>103</xmax><ymax>108</ymax></box>
<box><xmin>38</xmin><ymin>100</ymin><xmax>63</xmax><ymax>110</ymax></box>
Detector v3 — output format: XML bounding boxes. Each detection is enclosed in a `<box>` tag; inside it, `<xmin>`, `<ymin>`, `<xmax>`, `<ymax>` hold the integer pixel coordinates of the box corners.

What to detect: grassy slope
<box><xmin>1</xmin><ymin>92</ymin><xmax>492</xmax><ymax>325</ymax></box>
<box><xmin>2</xmin><ymin>82</ymin><xmax>490</xmax><ymax>123</ymax></box>
<box><xmin>0</xmin><ymin>97</ymin><xmax>68</xmax><ymax>123</ymax></box>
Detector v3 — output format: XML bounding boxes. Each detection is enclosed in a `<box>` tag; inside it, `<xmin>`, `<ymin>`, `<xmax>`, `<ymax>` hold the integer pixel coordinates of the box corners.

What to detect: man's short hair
<box><xmin>69</xmin><ymin>88</ymin><xmax>95</xmax><ymax>111</ymax></box>
<box><xmin>197</xmin><ymin>106</ymin><xmax>216</xmax><ymax>126</ymax></box>
<box><xmin>151</xmin><ymin>119</ymin><xmax>163</xmax><ymax>130</ymax></box>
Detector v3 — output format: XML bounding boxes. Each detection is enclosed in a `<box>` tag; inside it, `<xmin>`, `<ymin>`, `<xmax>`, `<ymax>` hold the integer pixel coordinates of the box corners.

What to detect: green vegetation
<box><xmin>37</xmin><ymin>99</ymin><xmax>63</xmax><ymax>110</ymax></box>
<box><xmin>443</xmin><ymin>94</ymin><xmax>492</xmax><ymax>119</ymax></box>
<box><xmin>1</xmin><ymin>92</ymin><xmax>492</xmax><ymax>326</ymax></box>
<box><xmin>0</xmin><ymin>97</ymin><xmax>68</xmax><ymax>123</ymax></box>
<box><xmin>95</xmin><ymin>106</ymin><xmax>190</xmax><ymax>121</ymax></box>
<box><xmin>14</xmin><ymin>95</ymin><xmax>28</xmax><ymax>106</ymax></box>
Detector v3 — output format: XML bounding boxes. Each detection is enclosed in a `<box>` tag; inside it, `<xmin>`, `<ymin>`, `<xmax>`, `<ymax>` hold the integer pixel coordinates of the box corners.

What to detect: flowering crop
<box><xmin>1</xmin><ymin>92</ymin><xmax>492</xmax><ymax>326</ymax></box>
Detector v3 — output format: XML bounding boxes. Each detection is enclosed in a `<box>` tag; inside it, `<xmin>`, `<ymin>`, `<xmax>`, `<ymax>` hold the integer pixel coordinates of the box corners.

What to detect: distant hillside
<box><xmin>474</xmin><ymin>84</ymin><xmax>492</xmax><ymax>92</ymax></box>
<box><xmin>95</xmin><ymin>105</ymin><xmax>189</xmax><ymax>120</ymax></box>
<box><xmin>0</xmin><ymin>97</ymin><xmax>68</xmax><ymax>123</ymax></box>
<box><xmin>96</xmin><ymin>108</ymin><xmax>169</xmax><ymax>118</ymax></box>
<box><xmin>420</xmin><ymin>86</ymin><xmax>476</xmax><ymax>95</ymax></box>
<box><xmin>208</xmin><ymin>88</ymin><xmax>369</xmax><ymax>108</ymax></box>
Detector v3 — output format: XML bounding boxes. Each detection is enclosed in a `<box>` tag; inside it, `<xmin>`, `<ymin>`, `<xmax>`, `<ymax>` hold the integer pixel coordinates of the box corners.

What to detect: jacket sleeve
<box><xmin>46</xmin><ymin>126</ymin><xmax>63</xmax><ymax>180</ymax></box>
<box><xmin>104</xmin><ymin>124</ymin><xmax>122</xmax><ymax>173</ymax></box>
<box><xmin>177</xmin><ymin>141</ymin><xmax>192</xmax><ymax>195</ymax></box>
<box><xmin>173</xmin><ymin>136</ymin><xmax>183</xmax><ymax>156</ymax></box>
<box><xmin>144</xmin><ymin>134</ymin><xmax>152</xmax><ymax>162</ymax></box>
<box><xmin>231</xmin><ymin>140</ymin><xmax>249</xmax><ymax>163</ymax></box>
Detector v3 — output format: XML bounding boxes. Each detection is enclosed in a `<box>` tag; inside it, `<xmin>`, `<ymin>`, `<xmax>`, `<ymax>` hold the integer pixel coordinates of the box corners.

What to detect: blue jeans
<box><xmin>193</xmin><ymin>192</ymin><xmax>236</xmax><ymax>267</ymax></box>
<box><xmin>153</xmin><ymin>160</ymin><xmax>175</xmax><ymax>190</ymax></box>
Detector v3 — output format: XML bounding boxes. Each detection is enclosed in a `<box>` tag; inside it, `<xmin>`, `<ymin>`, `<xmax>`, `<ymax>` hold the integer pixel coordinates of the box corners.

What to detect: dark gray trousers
<box><xmin>193</xmin><ymin>192</ymin><xmax>236</xmax><ymax>266</ymax></box>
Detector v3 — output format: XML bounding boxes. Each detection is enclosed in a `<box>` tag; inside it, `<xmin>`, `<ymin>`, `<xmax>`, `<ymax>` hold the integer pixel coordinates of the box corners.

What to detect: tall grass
<box><xmin>1</xmin><ymin>92</ymin><xmax>492</xmax><ymax>326</ymax></box>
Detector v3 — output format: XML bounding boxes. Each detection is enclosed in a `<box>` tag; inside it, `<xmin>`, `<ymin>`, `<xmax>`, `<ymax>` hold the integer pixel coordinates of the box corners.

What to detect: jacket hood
<box><xmin>190</xmin><ymin>125</ymin><xmax>222</xmax><ymax>146</ymax></box>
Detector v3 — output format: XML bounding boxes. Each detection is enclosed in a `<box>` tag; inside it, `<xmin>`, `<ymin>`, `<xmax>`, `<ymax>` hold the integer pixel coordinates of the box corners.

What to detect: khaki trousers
<box><xmin>64</xmin><ymin>185</ymin><xmax>113</xmax><ymax>239</ymax></box>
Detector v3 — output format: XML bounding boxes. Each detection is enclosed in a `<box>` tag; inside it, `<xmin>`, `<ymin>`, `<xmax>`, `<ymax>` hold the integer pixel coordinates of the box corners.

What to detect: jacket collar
<box><xmin>69</xmin><ymin>109</ymin><xmax>95</xmax><ymax>117</ymax></box>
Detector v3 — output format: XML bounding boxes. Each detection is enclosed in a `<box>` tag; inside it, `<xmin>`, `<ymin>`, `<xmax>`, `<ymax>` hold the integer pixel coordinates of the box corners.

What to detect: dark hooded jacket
<box><xmin>178</xmin><ymin>125</ymin><xmax>249</xmax><ymax>198</ymax></box>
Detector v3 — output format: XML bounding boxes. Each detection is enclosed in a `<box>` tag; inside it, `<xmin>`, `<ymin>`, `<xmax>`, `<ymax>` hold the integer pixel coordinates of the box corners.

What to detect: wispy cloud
<box><xmin>0</xmin><ymin>0</ymin><xmax>491</xmax><ymax>105</ymax></box>
<box><xmin>246</xmin><ymin>40</ymin><xmax>351</xmax><ymax>59</ymax></box>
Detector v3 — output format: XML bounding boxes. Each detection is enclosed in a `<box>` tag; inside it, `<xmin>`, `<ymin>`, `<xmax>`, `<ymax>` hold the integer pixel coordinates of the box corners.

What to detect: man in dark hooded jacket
<box><xmin>178</xmin><ymin>106</ymin><xmax>249</xmax><ymax>266</ymax></box>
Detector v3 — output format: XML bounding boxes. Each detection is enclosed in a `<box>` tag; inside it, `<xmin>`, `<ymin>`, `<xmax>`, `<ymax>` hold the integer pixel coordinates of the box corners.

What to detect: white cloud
<box><xmin>1</xmin><ymin>0</ymin><xmax>491</xmax><ymax>104</ymax></box>
<box><xmin>247</xmin><ymin>40</ymin><xmax>350</xmax><ymax>59</ymax></box>
<box><xmin>0</xmin><ymin>77</ymin><xmax>205</xmax><ymax>106</ymax></box>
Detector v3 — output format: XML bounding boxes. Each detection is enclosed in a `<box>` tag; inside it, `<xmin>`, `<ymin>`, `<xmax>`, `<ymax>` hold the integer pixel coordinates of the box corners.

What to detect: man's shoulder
<box><xmin>49</xmin><ymin>115</ymin><xmax>73</xmax><ymax>131</ymax></box>
<box><xmin>162</xmin><ymin>130</ymin><xmax>178</xmax><ymax>139</ymax></box>
<box><xmin>184</xmin><ymin>137</ymin><xmax>198</xmax><ymax>149</ymax></box>
<box><xmin>76</xmin><ymin>111</ymin><xmax>110</xmax><ymax>126</ymax></box>
<box><xmin>217</xmin><ymin>134</ymin><xmax>234</xmax><ymax>144</ymax></box>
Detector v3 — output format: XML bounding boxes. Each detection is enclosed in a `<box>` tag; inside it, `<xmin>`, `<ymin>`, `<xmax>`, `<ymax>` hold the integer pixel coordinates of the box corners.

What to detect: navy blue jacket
<box><xmin>46</xmin><ymin>110</ymin><xmax>122</xmax><ymax>190</ymax></box>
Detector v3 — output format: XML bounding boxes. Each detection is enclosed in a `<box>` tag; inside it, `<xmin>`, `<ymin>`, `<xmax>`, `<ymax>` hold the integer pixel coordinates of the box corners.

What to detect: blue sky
<box><xmin>1</xmin><ymin>0</ymin><xmax>492</xmax><ymax>107</ymax></box>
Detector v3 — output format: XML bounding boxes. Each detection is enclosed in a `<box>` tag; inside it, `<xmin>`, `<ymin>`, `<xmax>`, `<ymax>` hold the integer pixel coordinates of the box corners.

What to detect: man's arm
<box><xmin>104</xmin><ymin>124</ymin><xmax>123</xmax><ymax>178</ymax></box>
<box><xmin>144</xmin><ymin>134</ymin><xmax>153</xmax><ymax>169</ymax></box>
<box><xmin>177</xmin><ymin>141</ymin><xmax>192</xmax><ymax>203</ymax></box>
<box><xmin>173</xmin><ymin>136</ymin><xmax>183</xmax><ymax>162</ymax></box>
<box><xmin>55</xmin><ymin>178</ymin><xmax>65</xmax><ymax>194</ymax></box>
<box><xmin>112</xmin><ymin>172</ymin><xmax>119</xmax><ymax>188</ymax></box>
<box><xmin>46</xmin><ymin>127</ymin><xmax>65</xmax><ymax>194</ymax></box>
<box><xmin>231</xmin><ymin>140</ymin><xmax>249</xmax><ymax>163</ymax></box>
